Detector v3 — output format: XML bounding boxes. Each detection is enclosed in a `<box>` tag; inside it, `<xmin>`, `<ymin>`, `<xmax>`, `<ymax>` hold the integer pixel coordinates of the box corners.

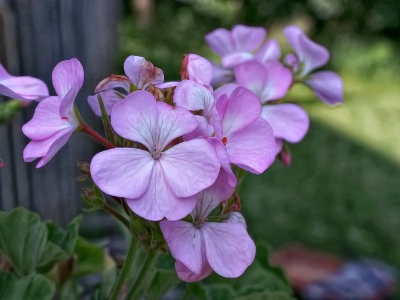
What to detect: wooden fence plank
<box><xmin>0</xmin><ymin>0</ymin><xmax>122</xmax><ymax>225</ymax></box>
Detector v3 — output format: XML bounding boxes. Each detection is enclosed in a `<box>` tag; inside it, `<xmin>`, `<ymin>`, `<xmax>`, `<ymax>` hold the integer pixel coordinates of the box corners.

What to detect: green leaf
<box><xmin>47</xmin><ymin>216</ymin><xmax>82</xmax><ymax>254</ymax></box>
<box><xmin>98</xmin><ymin>266</ymin><xmax>118</xmax><ymax>300</ymax></box>
<box><xmin>72</xmin><ymin>237</ymin><xmax>114</xmax><ymax>278</ymax></box>
<box><xmin>206</xmin><ymin>284</ymin><xmax>235</xmax><ymax>300</ymax></box>
<box><xmin>0</xmin><ymin>271</ymin><xmax>55</xmax><ymax>300</ymax></box>
<box><xmin>37</xmin><ymin>216</ymin><xmax>82</xmax><ymax>272</ymax></box>
<box><xmin>255</xmin><ymin>242</ymin><xmax>289</xmax><ymax>286</ymax></box>
<box><xmin>184</xmin><ymin>282</ymin><xmax>210</xmax><ymax>300</ymax></box>
<box><xmin>37</xmin><ymin>242</ymin><xmax>68</xmax><ymax>272</ymax></box>
<box><xmin>0</xmin><ymin>207</ymin><xmax>47</xmax><ymax>275</ymax></box>
<box><xmin>59</xmin><ymin>279</ymin><xmax>81</xmax><ymax>300</ymax></box>
<box><xmin>147</xmin><ymin>270</ymin><xmax>180</xmax><ymax>300</ymax></box>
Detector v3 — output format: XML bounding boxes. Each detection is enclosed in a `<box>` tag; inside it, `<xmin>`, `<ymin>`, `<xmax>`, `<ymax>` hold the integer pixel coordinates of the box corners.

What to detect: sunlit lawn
<box><xmin>241</xmin><ymin>75</ymin><xmax>400</xmax><ymax>269</ymax></box>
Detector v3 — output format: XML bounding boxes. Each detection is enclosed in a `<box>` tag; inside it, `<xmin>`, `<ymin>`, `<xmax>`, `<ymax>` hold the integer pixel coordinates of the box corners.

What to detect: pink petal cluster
<box><xmin>161</xmin><ymin>186</ymin><xmax>255</xmax><ymax>282</ymax></box>
<box><xmin>87</xmin><ymin>53</ymin><xmax>277</xmax><ymax>279</ymax></box>
<box><xmin>284</xmin><ymin>26</ymin><xmax>344</xmax><ymax>105</ymax></box>
<box><xmin>87</xmin><ymin>55</ymin><xmax>164</xmax><ymax>116</ymax></box>
<box><xmin>204</xmin><ymin>24</ymin><xmax>343</xmax><ymax>160</ymax></box>
<box><xmin>12</xmin><ymin>24</ymin><xmax>343</xmax><ymax>284</ymax></box>
<box><xmin>22</xmin><ymin>58</ymin><xmax>84</xmax><ymax>168</ymax></box>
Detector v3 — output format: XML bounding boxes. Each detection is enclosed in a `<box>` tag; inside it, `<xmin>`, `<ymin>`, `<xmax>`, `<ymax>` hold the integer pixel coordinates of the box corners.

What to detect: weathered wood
<box><xmin>0</xmin><ymin>0</ymin><xmax>122</xmax><ymax>225</ymax></box>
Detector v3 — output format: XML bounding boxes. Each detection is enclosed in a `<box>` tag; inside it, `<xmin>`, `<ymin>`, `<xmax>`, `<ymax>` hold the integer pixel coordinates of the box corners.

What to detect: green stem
<box><xmin>97</xmin><ymin>95</ymin><xmax>115</xmax><ymax>143</ymax></box>
<box><xmin>109</xmin><ymin>237</ymin><xmax>138</xmax><ymax>300</ymax></box>
<box><xmin>126</xmin><ymin>250</ymin><xmax>158</xmax><ymax>300</ymax></box>
<box><xmin>74</xmin><ymin>104</ymin><xmax>115</xmax><ymax>149</ymax></box>
<box><xmin>102</xmin><ymin>201</ymin><xmax>130</xmax><ymax>229</ymax></box>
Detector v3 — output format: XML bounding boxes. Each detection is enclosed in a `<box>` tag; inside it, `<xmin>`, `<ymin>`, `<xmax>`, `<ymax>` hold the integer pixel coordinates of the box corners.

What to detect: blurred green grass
<box><xmin>242</xmin><ymin>76</ymin><xmax>400</xmax><ymax>268</ymax></box>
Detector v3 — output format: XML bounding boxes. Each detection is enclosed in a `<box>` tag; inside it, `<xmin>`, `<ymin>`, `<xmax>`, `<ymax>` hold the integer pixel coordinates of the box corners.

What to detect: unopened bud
<box><xmin>146</xmin><ymin>84</ymin><xmax>164</xmax><ymax>102</ymax></box>
<box><xmin>279</xmin><ymin>145</ymin><xmax>292</xmax><ymax>166</ymax></box>
<box><xmin>77</xmin><ymin>161</ymin><xmax>91</xmax><ymax>174</ymax></box>
<box><xmin>180</xmin><ymin>54</ymin><xmax>190</xmax><ymax>80</ymax></box>
<box><xmin>83</xmin><ymin>188</ymin><xmax>92</xmax><ymax>197</ymax></box>
<box><xmin>231</xmin><ymin>193</ymin><xmax>241</xmax><ymax>212</ymax></box>
<box><xmin>95</xmin><ymin>74</ymin><xmax>129</xmax><ymax>92</ymax></box>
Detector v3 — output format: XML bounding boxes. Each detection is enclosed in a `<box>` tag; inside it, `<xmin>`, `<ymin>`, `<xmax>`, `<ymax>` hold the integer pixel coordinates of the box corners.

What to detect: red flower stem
<box><xmin>80</xmin><ymin>121</ymin><xmax>115</xmax><ymax>149</ymax></box>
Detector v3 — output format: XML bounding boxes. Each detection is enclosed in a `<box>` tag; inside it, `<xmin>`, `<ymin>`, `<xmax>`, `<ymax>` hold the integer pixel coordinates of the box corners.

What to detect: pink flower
<box><xmin>234</xmin><ymin>60</ymin><xmax>309</xmax><ymax>152</ymax></box>
<box><xmin>234</xmin><ymin>60</ymin><xmax>292</xmax><ymax>103</ymax></box>
<box><xmin>180</xmin><ymin>54</ymin><xmax>213</xmax><ymax>86</ymax></box>
<box><xmin>88</xmin><ymin>55</ymin><xmax>164</xmax><ymax>115</ymax></box>
<box><xmin>0</xmin><ymin>64</ymin><xmax>48</xmax><ymax>101</ymax></box>
<box><xmin>284</xmin><ymin>26</ymin><xmax>343</xmax><ymax>105</ymax></box>
<box><xmin>87</xmin><ymin>74</ymin><xmax>130</xmax><ymax>116</ymax></box>
<box><xmin>22</xmin><ymin>58</ymin><xmax>84</xmax><ymax>168</ymax></box>
<box><xmin>205</xmin><ymin>25</ymin><xmax>282</xmax><ymax>86</ymax></box>
<box><xmin>90</xmin><ymin>90</ymin><xmax>221</xmax><ymax>221</ymax></box>
<box><xmin>261</xmin><ymin>104</ymin><xmax>309</xmax><ymax>150</ymax></box>
<box><xmin>174</xmin><ymin>55</ymin><xmax>223</xmax><ymax>140</ymax></box>
<box><xmin>205</xmin><ymin>24</ymin><xmax>266</xmax><ymax>68</ymax></box>
<box><xmin>160</xmin><ymin>187</ymin><xmax>255</xmax><ymax>282</ymax></box>
<box><xmin>213</xmin><ymin>86</ymin><xmax>276</xmax><ymax>174</ymax></box>
<box><xmin>173</xmin><ymin>80</ymin><xmax>216</xmax><ymax>139</ymax></box>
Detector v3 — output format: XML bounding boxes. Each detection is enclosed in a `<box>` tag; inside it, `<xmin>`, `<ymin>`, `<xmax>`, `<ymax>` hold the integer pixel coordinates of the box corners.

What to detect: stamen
<box><xmin>222</xmin><ymin>137</ymin><xmax>228</xmax><ymax>146</ymax></box>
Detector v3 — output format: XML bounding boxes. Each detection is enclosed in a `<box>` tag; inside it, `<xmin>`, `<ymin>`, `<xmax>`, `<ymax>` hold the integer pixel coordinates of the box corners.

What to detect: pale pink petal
<box><xmin>156</xmin><ymin>103</ymin><xmax>198</xmax><ymax>150</ymax></box>
<box><xmin>160</xmin><ymin>221</ymin><xmax>203</xmax><ymax>274</ymax></box>
<box><xmin>184</xmin><ymin>115</ymin><xmax>214</xmax><ymax>140</ymax></box>
<box><xmin>22</xmin><ymin>96</ymin><xmax>73</xmax><ymax>140</ymax></box>
<box><xmin>23</xmin><ymin>127</ymin><xmax>74</xmax><ymax>168</ymax></box>
<box><xmin>235</xmin><ymin>61</ymin><xmax>292</xmax><ymax>103</ymax></box>
<box><xmin>0</xmin><ymin>64</ymin><xmax>48</xmax><ymax>101</ymax></box>
<box><xmin>221</xmin><ymin>87</ymin><xmax>261</xmax><ymax>137</ymax></box>
<box><xmin>123</xmin><ymin>55</ymin><xmax>164</xmax><ymax>89</ymax></box>
<box><xmin>52</xmin><ymin>58</ymin><xmax>84</xmax><ymax>117</ymax></box>
<box><xmin>111</xmin><ymin>90</ymin><xmax>157</xmax><ymax>150</ymax></box>
<box><xmin>185</xmin><ymin>54</ymin><xmax>213</xmax><ymax>85</ymax></box>
<box><xmin>160</xmin><ymin>139</ymin><xmax>220</xmax><ymax>198</ymax></box>
<box><xmin>231</xmin><ymin>25</ymin><xmax>266</xmax><ymax>53</ymax></box>
<box><xmin>175</xmin><ymin>260</ymin><xmax>213</xmax><ymax>282</ymax></box>
<box><xmin>207</xmin><ymin>138</ymin><xmax>237</xmax><ymax>201</ymax></box>
<box><xmin>227</xmin><ymin>118</ymin><xmax>276</xmax><ymax>174</ymax></box>
<box><xmin>90</xmin><ymin>148</ymin><xmax>154</xmax><ymax>199</ymax></box>
<box><xmin>205</xmin><ymin>28</ymin><xmax>235</xmax><ymax>57</ymax></box>
<box><xmin>210</xmin><ymin>63</ymin><xmax>234</xmax><ymax>87</ymax></box>
<box><xmin>87</xmin><ymin>79</ymin><xmax>130</xmax><ymax>116</ymax></box>
<box><xmin>234</xmin><ymin>61</ymin><xmax>267</xmax><ymax>101</ymax></box>
<box><xmin>221</xmin><ymin>52</ymin><xmax>254</xmax><ymax>68</ymax></box>
<box><xmin>202</xmin><ymin>222</ymin><xmax>256</xmax><ymax>278</ymax></box>
<box><xmin>255</xmin><ymin>39</ymin><xmax>281</xmax><ymax>63</ymax></box>
<box><xmin>305</xmin><ymin>71</ymin><xmax>344</xmax><ymax>105</ymax></box>
<box><xmin>174</xmin><ymin>80</ymin><xmax>215</xmax><ymax>118</ymax></box>
<box><xmin>213</xmin><ymin>83</ymin><xmax>238</xmax><ymax>102</ymax></box>
<box><xmin>275</xmin><ymin>138</ymin><xmax>283</xmax><ymax>155</ymax></box>
<box><xmin>224</xmin><ymin>212</ymin><xmax>247</xmax><ymax>227</ymax></box>
<box><xmin>87</xmin><ymin>91</ymin><xmax>123</xmax><ymax>117</ymax></box>
<box><xmin>112</xmin><ymin>91</ymin><xmax>195</xmax><ymax>150</ymax></box>
<box><xmin>284</xmin><ymin>26</ymin><xmax>330</xmax><ymax>76</ymax></box>
<box><xmin>156</xmin><ymin>81</ymin><xmax>180</xmax><ymax>89</ymax></box>
<box><xmin>127</xmin><ymin>162</ymin><xmax>196</xmax><ymax>221</ymax></box>
<box><xmin>261</xmin><ymin>104</ymin><xmax>309</xmax><ymax>143</ymax></box>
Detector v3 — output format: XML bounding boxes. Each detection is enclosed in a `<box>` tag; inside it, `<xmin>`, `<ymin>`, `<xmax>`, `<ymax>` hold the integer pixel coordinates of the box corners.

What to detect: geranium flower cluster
<box><xmin>0</xmin><ymin>25</ymin><xmax>343</xmax><ymax>282</ymax></box>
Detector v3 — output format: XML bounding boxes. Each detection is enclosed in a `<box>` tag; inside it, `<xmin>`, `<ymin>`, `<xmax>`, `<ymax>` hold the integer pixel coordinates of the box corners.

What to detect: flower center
<box><xmin>152</xmin><ymin>150</ymin><xmax>161</xmax><ymax>160</ymax></box>
<box><xmin>222</xmin><ymin>137</ymin><xmax>228</xmax><ymax>146</ymax></box>
<box><xmin>61</xmin><ymin>117</ymin><xmax>68</xmax><ymax>120</ymax></box>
